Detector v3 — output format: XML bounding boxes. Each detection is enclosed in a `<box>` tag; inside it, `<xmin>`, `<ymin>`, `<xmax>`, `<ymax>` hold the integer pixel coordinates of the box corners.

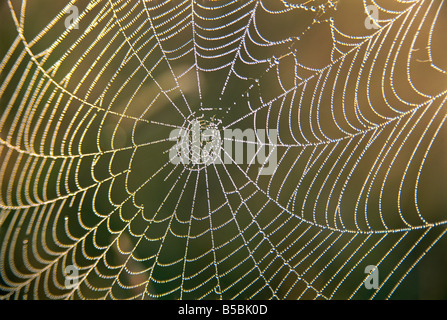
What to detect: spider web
<box><xmin>0</xmin><ymin>0</ymin><xmax>446</xmax><ymax>300</ymax></box>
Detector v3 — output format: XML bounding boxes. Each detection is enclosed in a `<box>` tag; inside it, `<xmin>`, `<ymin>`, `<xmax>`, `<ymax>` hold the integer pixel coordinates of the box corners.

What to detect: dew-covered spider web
<box><xmin>0</xmin><ymin>0</ymin><xmax>446</xmax><ymax>300</ymax></box>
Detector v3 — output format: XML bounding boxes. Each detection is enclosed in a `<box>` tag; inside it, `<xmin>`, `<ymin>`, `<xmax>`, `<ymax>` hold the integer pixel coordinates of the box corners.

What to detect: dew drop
<box><xmin>214</xmin><ymin>285</ymin><xmax>222</xmax><ymax>295</ymax></box>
